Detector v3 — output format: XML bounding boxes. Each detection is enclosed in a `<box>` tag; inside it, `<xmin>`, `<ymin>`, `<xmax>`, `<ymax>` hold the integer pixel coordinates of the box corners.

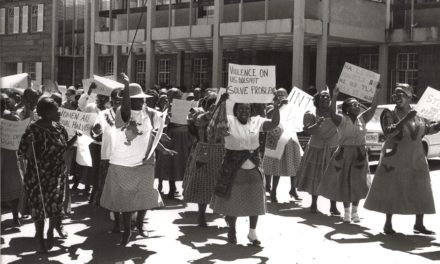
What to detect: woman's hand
<box><xmin>120</xmin><ymin>73</ymin><xmax>130</xmax><ymax>85</ymax></box>
<box><xmin>219</xmin><ymin>92</ymin><xmax>229</xmax><ymax>103</ymax></box>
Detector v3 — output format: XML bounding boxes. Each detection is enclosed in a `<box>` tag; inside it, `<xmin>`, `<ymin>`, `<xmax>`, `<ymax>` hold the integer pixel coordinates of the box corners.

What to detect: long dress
<box><xmin>183</xmin><ymin>111</ymin><xmax>225</xmax><ymax>204</ymax></box>
<box><xmin>18</xmin><ymin>123</ymin><xmax>68</xmax><ymax>220</ymax></box>
<box><xmin>296</xmin><ymin>112</ymin><xmax>338</xmax><ymax>195</ymax></box>
<box><xmin>317</xmin><ymin>115</ymin><xmax>370</xmax><ymax>202</ymax></box>
<box><xmin>364</xmin><ymin>109</ymin><xmax>436</xmax><ymax>214</ymax></box>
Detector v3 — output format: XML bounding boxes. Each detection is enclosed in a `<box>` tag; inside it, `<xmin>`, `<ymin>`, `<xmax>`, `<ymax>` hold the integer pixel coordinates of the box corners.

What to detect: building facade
<box><xmin>0</xmin><ymin>0</ymin><xmax>439</xmax><ymax>103</ymax></box>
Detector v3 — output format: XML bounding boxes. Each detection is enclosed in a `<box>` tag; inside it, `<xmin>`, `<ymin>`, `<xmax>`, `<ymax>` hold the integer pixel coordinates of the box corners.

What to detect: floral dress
<box><xmin>18</xmin><ymin>122</ymin><xmax>68</xmax><ymax>220</ymax></box>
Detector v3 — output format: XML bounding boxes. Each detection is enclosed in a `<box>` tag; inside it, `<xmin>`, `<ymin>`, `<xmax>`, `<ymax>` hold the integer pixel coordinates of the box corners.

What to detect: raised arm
<box><xmin>361</xmin><ymin>82</ymin><xmax>382</xmax><ymax>123</ymax></box>
<box><xmin>262</xmin><ymin>99</ymin><xmax>286</xmax><ymax>132</ymax></box>
<box><xmin>120</xmin><ymin>73</ymin><xmax>131</xmax><ymax>123</ymax></box>
<box><xmin>330</xmin><ymin>87</ymin><xmax>342</xmax><ymax>126</ymax></box>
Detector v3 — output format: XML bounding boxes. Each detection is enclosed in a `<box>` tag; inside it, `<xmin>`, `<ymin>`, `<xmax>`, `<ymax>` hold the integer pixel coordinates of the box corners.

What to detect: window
<box><xmin>0</xmin><ymin>8</ymin><xmax>5</xmax><ymax>34</ymax></box>
<box><xmin>396</xmin><ymin>53</ymin><xmax>418</xmax><ymax>88</ymax></box>
<box><xmin>222</xmin><ymin>57</ymin><xmax>232</xmax><ymax>88</ymax></box>
<box><xmin>30</xmin><ymin>4</ymin><xmax>43</xmax><ymax>32</ymax></box>
<box><xmin>193</xmin><ymin>58</ymin><xmax>208</xmax><ymax>87</ymax></box>
<box><xmin>22</xmin><ymin>6</ymin><xmax>28</xmax><ymax>33</ymax></box>
<box><xmin>25</xmin><ymin>62</ymin><xmax>36</xmax><ymax>81</ymax></box>
<box><xmin>104</xmin><ymin>60</ymin><xmax>113</xmax><ymax>76</ymax></box>
<box><xmin>359</xmin><ymin>54</ymin><xmax>379</xmax><ymax>73</ymax></box>
<box><xmin>136</xmin><ymin>60</ymin><xmax>146</xmax><ymax>87</ymax></box>
<box><xmin>7</xmin><ymin>7</ymin><xmax>16</xmax><ymax>34</ymax></box>
<box><xmin>158</xmin><ymin>59</ymin><xmax>170</xmax><ymax>85</ymax></box>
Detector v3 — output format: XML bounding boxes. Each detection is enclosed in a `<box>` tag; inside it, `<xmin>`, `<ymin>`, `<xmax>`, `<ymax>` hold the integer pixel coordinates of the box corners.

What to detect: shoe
<box><xmin>120</xmin><ymin>232</ymin><xmax>132</xmax><ymax>246</ymax></box>
<box><xmin>414</xmin><ymin>225</ymin><xmax>436</xmax><ymax>235</ymax></box>
<box><xmin>383</xmin><ymin>226</ymin><xmax>396</xmax><ymax>235</ymax></box>
<box><xmin>247</xmin><ymin>235</ymin><xmax>261</xmax><ymax>246</ymax></box>
<box><xmin>351</xmin><ymin>213</ymin><xmax>360</xmax><ymax>223</ymax></box>
<box><xmin>310</xmin><ymin>206</ymin><xmax>318</xmax><ymax>214</ymax></box>
<box><xmin>198</xmin><ymin>214</ymin><xmax>208</xmax><ymax>227</ymax></box>
<box><xmin>330</xmin><ymin>208</ymin><xmax>341</xmax><ymax>216</ymax></box>
<box><xmin>12</xmin><ymin>218</ymin><xmax>22</xmax><ymax>227</ymax></box>
<box><xmin>227</xmin><ymin>229</ymin><xmax>237</xmax><ymax>244</ymax></box>
<box><xmin>289</xmin><ymin>190</ymin><xmax>302</xmax><ymax>201</ymax></box>
<box><xmin>55</xmin><ymin>225</ymin><xmax>68</xmax><ymax>239</ymax></box>
<box><xmin>343</xmin><ymin>215</ymin><xmax>351</xmax><ymax>223</ymax></box>
<box><xmin>137</xmin><ymin>225</ymin><xmax>149</xmax><ymax>238</ymax></box>
<box><xmin>36</xmin><ymin>237</ymin><xmax>48</xmax><ymax>254</ymax></box>
<box><xmin>46</xmin><ymin>231</ymin><xmax>54</xmax><ymax>250</ymax></box>
<box><xmin>270</xmin><ymin>192</ymin><xmax>278</xmax><ymax>203</ymax></box>
<box><xmin>167</xmin><ymin>192</ymin><xmax>176</xmax><ymax>199</ymax></box>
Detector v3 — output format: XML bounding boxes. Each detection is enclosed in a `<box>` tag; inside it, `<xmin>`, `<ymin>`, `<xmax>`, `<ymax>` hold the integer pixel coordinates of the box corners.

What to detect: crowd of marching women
<box><xmin>1</xmin><ymin>74</ymin><xmax>440</xmax><ymax>253</ymax></box>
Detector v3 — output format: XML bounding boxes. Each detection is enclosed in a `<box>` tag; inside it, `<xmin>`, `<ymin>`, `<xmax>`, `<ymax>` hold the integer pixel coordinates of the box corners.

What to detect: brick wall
<box><xmin>0</xmin><ymin>0</ymin><xmax>53</xmax><ymax>81</ymax></box>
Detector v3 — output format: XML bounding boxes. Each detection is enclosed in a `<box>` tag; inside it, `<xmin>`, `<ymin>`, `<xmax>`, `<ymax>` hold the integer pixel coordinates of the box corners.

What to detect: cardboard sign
<box><xmin>415</xmin><ymin>86</ymin><xmax>440</xmax><ymax>121</ymax></box>
<box><xmin>59</xmin><ymin>108</ymin><xmax>98</xmax><ymax>138</ymax></box>
<box><xmin>0</xmin><ymin>118</ymin><xmax>31</xmax><ymax>150</ymax></box>
<box><xmin>337</xmin><ymin>62</ymin><xmax>380</xmax><ymax>102</ymax></box>
<box><xmin>281</xmin><ymin>87</ymin><xmax>316</xmax><ymax>132</ymax></box>
<box><xmin>92</xmin><ymin>75</ymin><xmax>124</xmax><ymax>96</ymax></box>
<box><xmin>0</xmin><ymin>73</ymin><xmax>29</xmax><ymax>89</ymax></box>
<box><xmin>227</xmin><ymin>63</ymin><xmax>276</xmax><ymax>103</ymax></box>
<box><xmin>170</xmin><ymin>99</ymin><xmax>198</xmax><ymax>125</ymax></box>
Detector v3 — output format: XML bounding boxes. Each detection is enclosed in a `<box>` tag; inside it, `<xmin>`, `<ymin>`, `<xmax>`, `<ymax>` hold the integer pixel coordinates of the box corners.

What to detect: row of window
<box><xmin>100</xmin><ymin>53</ymin><xmax>419</xmax><ymax>89</ymax></box>
<box><xmin>16</xmin><ymin>62</ymin><xmax>43</xmax><ymax>85</ymax></box>
<box><xmin>0</xmin><ymin>4</ymin><xmax>44</xmax><ymax>35</ymax></box>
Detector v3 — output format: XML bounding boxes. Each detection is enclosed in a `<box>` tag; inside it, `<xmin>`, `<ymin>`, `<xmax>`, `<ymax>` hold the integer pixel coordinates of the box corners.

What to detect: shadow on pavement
<box><xmin>176</xmin><ymin>225</ymin><xmax>268</xmax><ymax>264</ymax></box>
<box><xmin>173</xmin><ymin>211</ymin><xmax>223</xmax><ymax>226</ymax></box>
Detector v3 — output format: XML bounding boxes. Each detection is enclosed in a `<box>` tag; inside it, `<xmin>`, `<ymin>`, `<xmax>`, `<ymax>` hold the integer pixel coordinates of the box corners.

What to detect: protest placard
<box><xmin>415</xmin><ymin>86</ymin><xmax>440</xmax><ymax>121</ymax></box>
<box><xmin>227</xmin><ymin>63</ymin><xmax>276</xmax><ymax>103</ymax></box>
<box><xmin>281</xmin><ymin>87</ymin><xmax>316</xmax><ymax>132</ymax></box>
<box><xmin>337</xmin><ymin>62</ymin><xmax>380</xmax><ymax>102</ymax></box>
<box><xmin>0</xmin><ymin>118</ymin><xmax>30</xmax><ymax>150</ymax></box>
<box><xmin>170</xmin><ymin>99</ymin><xmax>199</xmax><ymax>125</ymax></box>
<box><xmin>59</xmin><ymin>108</ymin><xmax>98</xmax><ymax>138</ymax></box>
<box><xmin>0</xmin><ymin>73</ymin><xmax>29</xmax><ymax>91</ymax></box>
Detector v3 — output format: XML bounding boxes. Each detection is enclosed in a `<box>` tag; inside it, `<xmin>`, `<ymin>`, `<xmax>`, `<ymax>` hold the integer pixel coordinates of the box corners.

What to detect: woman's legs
<box><xmin>47</xmin><ymin>216</ymin><xmax>59</xmax><ymax>250</ymax></box>
<box><xmin>225</xmin><ymin>216</ymin><xmax>237</xmax><ymax>244</ymax></box>
<box><xmin>112</xmin><ymin>212</ymin><xmax>121</xmax><ymax>233</ymax></box>
<box><xmin>414</xmin><ymin>214</ymin><xmax>435</xmax><ymax>235</ymax></box>
<box><xmin>136</xmin><ymin>209</ymin><xmax>148</xmax><ymax>237</ymax></box>
<box><xmin>310</xmin><ymin>195</ymin><xmax>318</xmax><ymax>213</ymax></box>
<box><xmin>198</xmin><ymin>203</ymin><xmax>207</xmax><ymax>227</ymax></box>
<box><xmin>383</xmin><ymin>214</ymin><xmax>396</xmax><ymax>234</ymax></box>
<box><xmin>34</xmin><ymin>219</ymin><xmax>47</xmax><ymax>253</ymax></box>
<box><xmin>167</xmin><ymin>180</ymin><xmax>177</xmax><ymax>199</ymax></box>
<box><xmin>10</xmin><ymin>199</ymin><xmax>21</xmax><ymax>226</ymax></box>
<box><xmin>289</xmin><ymin>177</ymin><xmax>301</xmax><ymax>200</ymax></box>
<box><xmin>351</xmin><ymin>201</ymin><xmax>360</xmax><ymax>223</ymax></box>
<box><xmin>270</xmin><ymin>176</ymin><xmax>280</xmax><ymax>203</ymax></box>
<box><xmin>121</xmin><ymin>212</ymin><xmax>132</xmax><ymax>246</ymax></box>
<box><xmin>265</xmin><ymin>175</ymin><xmax>271</xmax><ymax>193</ymax></box>
<box><xmin>343</xmin><ymin>202</ymin><xmax>351</xmax><ymax>222</ymax></box>
<box><xmin>330</xmin><ymin>200</ymin><xmax>340</xmax><ymax>216</ymax></box>
<box><xmin>248</xmin><ymin>216</ymin><xmax>261</xmax><ymax>245</ymax></box>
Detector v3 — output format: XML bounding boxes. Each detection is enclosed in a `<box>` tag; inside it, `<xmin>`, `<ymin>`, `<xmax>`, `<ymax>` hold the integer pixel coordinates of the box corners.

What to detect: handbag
<box><xmin>194</xmin><ymin>142</ymin><xmax>210</xmax><ymax>163</ymax></box>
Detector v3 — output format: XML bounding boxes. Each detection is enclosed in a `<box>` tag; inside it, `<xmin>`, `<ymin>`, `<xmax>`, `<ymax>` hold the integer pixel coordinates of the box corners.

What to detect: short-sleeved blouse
<box><xmin>337</xmin><ymin>115</ymin><xmax>367</xmax><ymax>146</ymax></box>
<box><xmin>303</xmin><ymin>111</ymin><xmax>338</xmax><ymax>148</ymax></box>
<box><xmin>224</xmin><ymin>115</ymin><xmax>267</xmax><ymax>150</ymax></box>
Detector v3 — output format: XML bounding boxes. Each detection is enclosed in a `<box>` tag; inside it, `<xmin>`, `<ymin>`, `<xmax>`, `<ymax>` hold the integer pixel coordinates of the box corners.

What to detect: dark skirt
<box><xmin>1</xmin><ymin>149</ymin><xmax>23</xmax><ymax>201</ymax></box>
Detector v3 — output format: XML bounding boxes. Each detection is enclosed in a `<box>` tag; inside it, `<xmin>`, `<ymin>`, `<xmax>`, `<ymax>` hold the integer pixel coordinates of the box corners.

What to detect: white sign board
<box><xmin>337</xmin><ymin>62</ymin><xmax>380</xmax><ymax>102</ymax></box>
<box><xmin>0</xmin><ymin>118</ymin><xmax>30</xmax><ymax>150</ymax></box>
<box><xmin>170</xmin><ymin>99</ymin><xmax>198</xmax><ymax>125</ymax></box>
<box><xmin>83</xmin><ymin>76</ymin><xmax>124</xmax><ymax>96</ymax></box>
<box><xmin>281</xmin><ymin>87</ymin><xmax>316</xmax><ymax>132</ymax></box>
<box><xmin>227</xmin><ymin>63</ymin><xmax>276</xmax><ymax>103</ymax></box>
<box><xmin>59</xmin><ymin>108</ymin><xmax>98</xmax><ymax>138</ymax></box>
<box><xmin>415</xmin><ymin>86</ymin><xmax>440</xmax><ymax>121</ymax></box>
<box><xmin>0</xmin><ymin>73</ymin><xmax>29</xmax><ymax>89</ymax></box>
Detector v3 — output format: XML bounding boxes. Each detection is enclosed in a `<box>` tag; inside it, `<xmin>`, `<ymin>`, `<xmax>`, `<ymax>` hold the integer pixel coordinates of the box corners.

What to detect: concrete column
<box><xmin>83</xmin><ymin>0</ymin><xmax>89</xmax><ymax>79</ymax></box>
<box><xmin>378</xmin><ymin>44</ymin><xmax>389</xmax><ymax>104</ymax></box>
<box><xmin>113</xmin><ymin>46</ymin><xmax>122</xmax><ymax>79</ymax></box>
<box><xmin>51</xmin><ymin>0</ymin><xmax>58</xmax><ymax>81</ymax></box>
<box><xmin>212</xmin><ymin>0</ymin><xmax>224</xmax><ymax>88</ymax></box>
<box><xmin>315</xmin><ymin>0</ymin><xmax>329</xmax><ymax>91</ymax></box>
<box><xmin>292</xmin><ymin>0</ymin><xmax>305</xmax><ymax>89</ymax></box>
<box><xmin>90</xmin><ymin>0</ymin><xmax>99</xmax><ymax>76</ymax></box>
<box><xmin>176</xmin><ymin>51</ymin><xmax>184</xmax><ymax>87</ymax></box>
<box><xmin>146</xmin><ymin>0</ymin><xmax>156</xmax><ymax>88</ymax></box>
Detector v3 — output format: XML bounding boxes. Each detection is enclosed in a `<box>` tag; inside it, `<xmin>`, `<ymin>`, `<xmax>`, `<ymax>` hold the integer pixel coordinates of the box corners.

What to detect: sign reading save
<box><xmin>227</xmin><ymin>63</ymin><xmax>276</xmax><ymax>103</ymax></box>
<box><xmin>337</xmin><ymin>62</ymin><xmax>380</xmax><ymax>102</ymax></box>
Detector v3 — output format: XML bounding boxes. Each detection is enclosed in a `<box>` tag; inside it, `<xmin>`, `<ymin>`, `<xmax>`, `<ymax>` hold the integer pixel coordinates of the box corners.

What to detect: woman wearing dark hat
<box><xmin>317</xmin><ymin>83</ymin><xmax>381</xmax><ymax>223</ymax></box>
<box><xmin>18</xmin><ymin>97</ymin><xmax>77</xmax><ymax>253</ymax></box>
<box><xmin>364</xmin><ymin>83</ymin><xmax>440</xmax><ymax>235</ymax></box>
<box><xmin>211</xmin><ymin>93</ymin><xmax>284</xmax><ymax>246</ymax></box>
<box><xmin>296</xmin><ymin>90</ymin><xmax>340</xmax><ymax>215</ymax></box>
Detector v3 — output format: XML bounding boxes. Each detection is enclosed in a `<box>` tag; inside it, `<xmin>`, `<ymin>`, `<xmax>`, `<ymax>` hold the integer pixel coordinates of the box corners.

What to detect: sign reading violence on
<box><xmin>0</xmin><ymin>118</ymin><xmax>30</xmax><ymax>150</ymax></box>
<box><xmin>59</xmin><ymin>108</ymin><xmax>98</xmax><ymax>138</ymax></box>
<box><xmin>281</xmin><ymin>87</ymin><xmax>316</xmax><ymax>132</ymax></box>
<box><xmin>415</xmin><ymin>86</ymin><xmax>440</xmax><ymax>121</ymax></box>
<box><xmin>227</xmin><ymin>63</ymin><xmax>276</xmax><ymax>103</ymax></box>
<box><xmin>337</xmin><ymin>62</ymin><xmax>380</xmax><ymax>102</ymax></box>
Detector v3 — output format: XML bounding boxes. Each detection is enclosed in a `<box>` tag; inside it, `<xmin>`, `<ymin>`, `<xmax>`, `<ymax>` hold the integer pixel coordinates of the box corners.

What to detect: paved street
<box><xmin>2</xmin><ymin>160</ymin><xmax>440</xmax><ymax>264</ymax></box>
